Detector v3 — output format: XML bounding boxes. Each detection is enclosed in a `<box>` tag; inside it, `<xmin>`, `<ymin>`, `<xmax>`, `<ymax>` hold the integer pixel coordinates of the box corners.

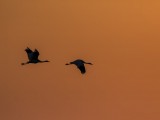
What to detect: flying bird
<box><xmin>21</xmin><ymin>47</ymin><xmax>49</xmax><ymax>65</ymax></box>
<box><xmin>65</xmin><ymin>59</ymin><xmax>93</xmax><ymax>74</ymax></box>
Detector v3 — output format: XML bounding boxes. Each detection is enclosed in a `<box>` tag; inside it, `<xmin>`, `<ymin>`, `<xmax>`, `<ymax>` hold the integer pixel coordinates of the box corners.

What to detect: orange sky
<box><xmin>1</xmin><ymin>0</ymin><xmax>160</xmax><ymax>120</ymax></box>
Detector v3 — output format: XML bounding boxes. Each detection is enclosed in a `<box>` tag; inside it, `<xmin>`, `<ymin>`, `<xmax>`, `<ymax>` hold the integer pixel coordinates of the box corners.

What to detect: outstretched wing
<box><xmin>25</xmin><ymin>47</ymin><xmax>33</xmax><ymax>53</ymax></box>
<box><xmin>32</xmin><ymin>49</ymin><xmax>39</xmax><ymax>60</ymax></box>
<box><xmin>25</xmin><ymin>47</ymin><xmax>33</xmax><ymax>61</ymax></box>
<box><xmin>78</xmin><ymin>65</ymin><xmax>86</xmax><ymax>74</ymax></box>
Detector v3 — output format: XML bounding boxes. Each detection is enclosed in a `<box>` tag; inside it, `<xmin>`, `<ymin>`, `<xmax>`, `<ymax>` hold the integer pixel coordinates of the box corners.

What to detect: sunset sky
<box><xmin>1</xmin><ymin>0</ymin><xmax>160</xmax><ymax>120</ymax></box>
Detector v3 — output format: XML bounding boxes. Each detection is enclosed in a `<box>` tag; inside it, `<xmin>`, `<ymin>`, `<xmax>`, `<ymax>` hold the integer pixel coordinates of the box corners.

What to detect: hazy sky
<box><xmin>1</xmin><ymin>0</ymin><xmax>160</xmax><ymax>120</ymax></box>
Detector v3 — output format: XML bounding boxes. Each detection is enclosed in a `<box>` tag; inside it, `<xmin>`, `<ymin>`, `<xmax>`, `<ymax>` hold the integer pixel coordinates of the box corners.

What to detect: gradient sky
<box><xmin>1</xmin><ymin>0</ymin><xmax>160</xmax><ymax>120</ymax></box>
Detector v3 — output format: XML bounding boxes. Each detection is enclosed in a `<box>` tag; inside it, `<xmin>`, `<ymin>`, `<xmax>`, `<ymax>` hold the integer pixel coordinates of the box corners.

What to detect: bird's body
<box><xmin>21</xmin><ymin>47</ymin><xmax>49</xmax><ymax>65</ymax></box>
<box><xmin>66</xmin><ymin>59</ymin><xmax>93</xmax><ymax>74</ymax></box>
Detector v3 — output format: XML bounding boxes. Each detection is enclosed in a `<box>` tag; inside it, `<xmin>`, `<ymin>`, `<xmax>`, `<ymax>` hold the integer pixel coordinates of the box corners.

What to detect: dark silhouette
<box><xmin>21</xmin><ymin>47</ymin><xmax>49</xmax><ymax>65</ymax></box>
<box><xmin>65</xmin><ymin>59</ymin><xmax>93</xmax><ymax>74</ymax></box>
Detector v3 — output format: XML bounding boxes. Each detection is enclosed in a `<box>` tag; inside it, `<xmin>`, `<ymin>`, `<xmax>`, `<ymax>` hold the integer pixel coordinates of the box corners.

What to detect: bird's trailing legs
<box><xmin>84</xmin><ymin>62</ymin><xmax>93</xmax><ymax>65</ymax></box>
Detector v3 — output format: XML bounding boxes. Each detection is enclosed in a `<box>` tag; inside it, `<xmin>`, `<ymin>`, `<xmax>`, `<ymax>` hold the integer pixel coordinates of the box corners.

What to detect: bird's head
<box><xmin>21</xmin><ymin>63</ymin><xmax>25</xmax><ymax>65</ymax></box>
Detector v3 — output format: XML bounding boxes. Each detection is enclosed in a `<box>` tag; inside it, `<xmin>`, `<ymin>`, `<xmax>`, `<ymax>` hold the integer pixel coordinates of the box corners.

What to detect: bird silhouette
<box><xmin>21</xmin><ymin>47</ymin><xmax>49</xmax><ymax>65</ymax></box>
<box><xmin>65</xmin><ymin>59</ymin><xmax>93</xmax><ymax>74</ymax></box>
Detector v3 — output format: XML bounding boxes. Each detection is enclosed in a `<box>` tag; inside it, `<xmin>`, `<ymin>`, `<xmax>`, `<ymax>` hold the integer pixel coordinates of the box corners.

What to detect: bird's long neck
<box><xmin>65</xmin><ymin>62</ymin><xmax>73</xmax><ymax>65</ymax></box>
<box><xmin>21</xmin><ymin>61</ymin><xmax>30</xmax><ymax>65</ymax></box>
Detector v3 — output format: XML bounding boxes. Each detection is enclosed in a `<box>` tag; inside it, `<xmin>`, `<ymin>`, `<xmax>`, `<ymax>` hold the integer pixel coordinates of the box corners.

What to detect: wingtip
<box><xmin>25</xmin><ymin>47</ymin><xmax>29</xmax><ymax>51</ymax></box>
<box><xmin>81</xmin><ymin>72</ymin><xmax>86</xmax><ymax>74</ymax></box>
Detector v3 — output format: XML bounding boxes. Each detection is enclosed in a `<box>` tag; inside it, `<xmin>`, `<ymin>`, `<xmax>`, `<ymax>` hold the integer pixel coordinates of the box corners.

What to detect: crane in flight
<box><xmin>65</xmin><ymin>59</ymin><xmax>93</xmax><ymax>74</ymax></box>
<box><xmin>21</xmin><ymin>47</ymin><xmax>49</xmax><ymax>65</ymax></box>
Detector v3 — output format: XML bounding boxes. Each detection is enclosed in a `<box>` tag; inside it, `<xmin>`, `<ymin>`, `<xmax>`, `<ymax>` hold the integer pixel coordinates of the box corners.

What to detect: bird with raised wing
<box><xmin>21</xmin><ymin>47</ymin><xmax>49</xmax><ymax>65</ymax></box>
<box><xmin>65</xmin><ymin>59</ymin><xmax>93</xmax><ymax>74</ymax></box>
